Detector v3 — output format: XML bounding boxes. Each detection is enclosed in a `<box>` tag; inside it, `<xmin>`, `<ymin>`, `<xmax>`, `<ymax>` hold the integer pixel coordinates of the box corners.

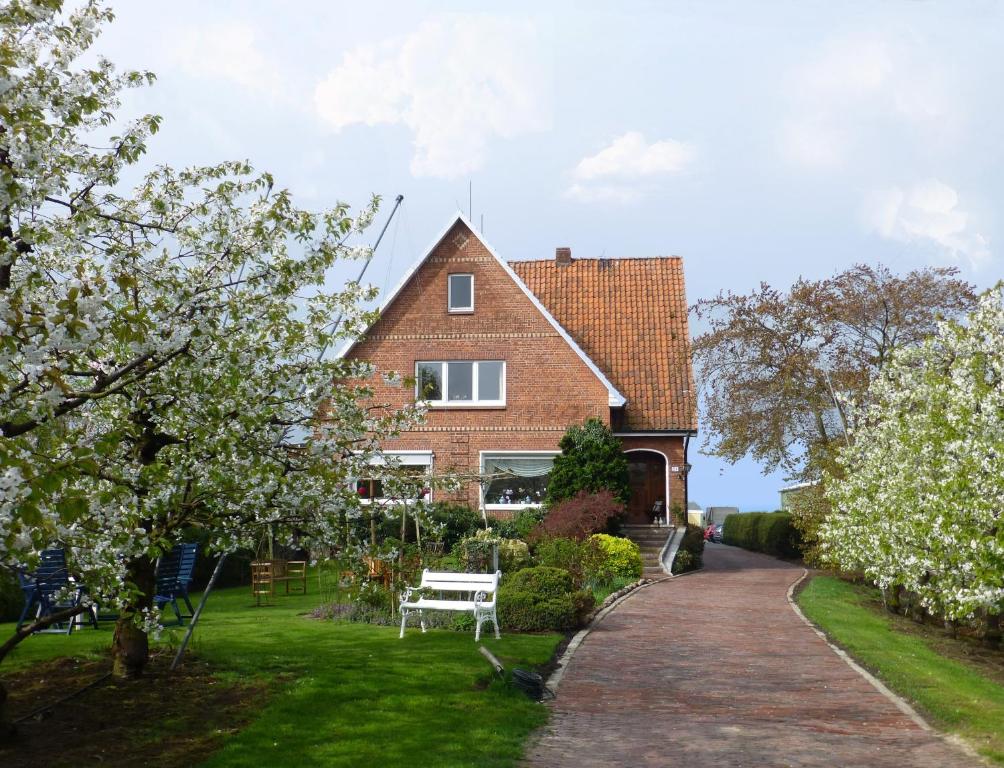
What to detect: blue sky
<box><xmin>94</xmin><ymin>1</ymin><xmax>1002</xmax><ymax>509</ymax></box>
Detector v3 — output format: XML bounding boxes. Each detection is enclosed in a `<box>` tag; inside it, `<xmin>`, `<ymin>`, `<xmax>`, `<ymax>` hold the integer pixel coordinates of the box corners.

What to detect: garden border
<box><xmin>785</xmin><ymin>570</ymin><xmax>986</xmax><ymax>764</ymax></box>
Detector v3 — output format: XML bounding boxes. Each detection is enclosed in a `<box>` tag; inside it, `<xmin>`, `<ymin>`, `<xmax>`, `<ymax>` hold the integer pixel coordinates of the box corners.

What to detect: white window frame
<box><xmin>354</xmin><ymin>450</ymin><xmax>433</xmax><ymax>505</ymax></box>
<box><xmin>415</xmin><ymin>360</ymin><xmax>505</xmax><ymax>407</ymax></box>
<box><xmin>447</xmin><ymin>273</ymin><xmax>474</xmax><ymax>313</ymax></box>
<box><xmin>480</xmin><ymin>450</ymin><xmax>558</xmax><ymax>511</ymax></box>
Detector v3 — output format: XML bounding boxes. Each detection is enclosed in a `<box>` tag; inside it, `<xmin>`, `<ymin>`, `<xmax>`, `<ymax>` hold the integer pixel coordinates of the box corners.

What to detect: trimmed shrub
<box><xmin>590</xmin><ymin>534</ymin><xmax>643</xmax><ymax>581</ymax></box>
<box><xmin>504</xmin><ymin>566</ymin><xmax>573</xmax><ymax>597</ymax></box>
<box><xmin>546</xmin><ymin>418</ymin><xmax>631</xmax><ymax>504</ymax></box>
<box><xmin>532</xmin><ymin>490</ymin><xmax>625</xmax><ymax>541</ymax></box>
<box><xmin>498</xmin><ymin>566</ymin><xmax>595</xmax><ymax>631</ymax></box>
<box><xmin>671</xmin><ymin>524</ymin><xmax>705</xmax><ymax>574</ymax></box>
<box><xmin>723</xmin><ymin>511</ymin><xmax>800</xmax><ymax>558</ymax></box>
<box><xmin>532</xmin><ymin>536</ymin><xmax>604</xmax><ymax>588</ymax></box>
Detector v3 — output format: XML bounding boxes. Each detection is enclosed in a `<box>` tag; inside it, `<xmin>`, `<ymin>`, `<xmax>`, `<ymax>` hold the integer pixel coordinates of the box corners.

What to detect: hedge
<box><xmin>722</xmin><ymin>511</ymin><xmax>801</xmax><ymax>558</ymax></box>
<box><xmin>497</xmin><ymin>566</ymin><xmax>595</xmax><ymax>631</ymax></box>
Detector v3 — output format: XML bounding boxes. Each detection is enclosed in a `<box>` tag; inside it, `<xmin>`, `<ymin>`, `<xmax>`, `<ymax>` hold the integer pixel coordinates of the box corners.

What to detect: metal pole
<box><xmin>170</xmin><ymin>554</ymin><xmax>227</xmax><ymax>671</ymax></box>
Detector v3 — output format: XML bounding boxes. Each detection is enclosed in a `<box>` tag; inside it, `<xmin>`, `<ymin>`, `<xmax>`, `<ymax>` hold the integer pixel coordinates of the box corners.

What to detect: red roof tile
<box><xmin>512</xmin><ymin>256</ymin><xmax>697</xmax><ymax>432</ymax></box>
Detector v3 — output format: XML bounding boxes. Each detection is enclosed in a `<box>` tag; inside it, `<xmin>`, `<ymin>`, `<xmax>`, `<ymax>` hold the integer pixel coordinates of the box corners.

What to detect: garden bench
<box><xmin>399</xmin><ymin>569</ymin><xmax>501</xmax><ymax>642</ymax></box>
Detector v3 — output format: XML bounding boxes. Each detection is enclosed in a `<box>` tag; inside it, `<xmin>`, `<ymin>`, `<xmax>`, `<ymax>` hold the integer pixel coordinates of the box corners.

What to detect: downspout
<box><xmin>683</xmin><ymin>434</ymin><xmax>691</xmax><ymax>524</ymax></box>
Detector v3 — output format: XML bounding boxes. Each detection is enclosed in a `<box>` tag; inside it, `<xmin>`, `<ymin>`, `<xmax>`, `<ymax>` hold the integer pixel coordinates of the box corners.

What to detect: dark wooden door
<box><xmin>626</xmin><ymin>452</ymin><xmax>665</xmax><ymax>524</ymax></box>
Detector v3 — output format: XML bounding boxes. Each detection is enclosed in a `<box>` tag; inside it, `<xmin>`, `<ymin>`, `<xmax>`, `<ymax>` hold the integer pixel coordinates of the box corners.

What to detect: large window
<box><xmin>482</xmin><ymin>452</ymin><xmax>557</xmax><ymax>509</ymax></box>
<box><xmin>448</xmin><ymin>273</ymin><xmax>474</xmax><ymax>312</ymax></box>
<box><xmin>416</xmin><ymin>361</ymin><xmax>504</xmax><ymax>406</ymax></box>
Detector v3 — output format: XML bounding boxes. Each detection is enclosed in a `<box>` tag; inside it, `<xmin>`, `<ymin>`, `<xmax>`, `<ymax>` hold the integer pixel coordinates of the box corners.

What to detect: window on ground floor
<box><xmin>355</xmin><ymin>452</ymin><xmax>433</xmax><ymax>504</ymax></box>
<box><xmin>481</xmin><ymin>452</ymin><xmax>557</xmax><ymax>509</ymax></box>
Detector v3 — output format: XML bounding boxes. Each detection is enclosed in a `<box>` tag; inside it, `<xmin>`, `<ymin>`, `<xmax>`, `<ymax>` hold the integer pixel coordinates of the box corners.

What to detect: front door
<box><xmin>625</xmin><ymin>452</ymin><xmax>665</xmax><ymax>524</ymax></box>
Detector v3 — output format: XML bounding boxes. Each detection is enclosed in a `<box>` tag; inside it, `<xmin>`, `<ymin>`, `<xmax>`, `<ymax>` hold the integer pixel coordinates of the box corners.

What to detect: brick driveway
<box><xmin>522</xmin><ymin>543</ymin><xmax>979</xmax><ymax>768</ymax></box>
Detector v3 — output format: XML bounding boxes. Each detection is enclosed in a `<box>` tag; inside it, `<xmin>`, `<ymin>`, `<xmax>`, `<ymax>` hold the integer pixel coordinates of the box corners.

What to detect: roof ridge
<box><xmin>509</xmin><ymin>255</ymin><xmax>683</xmax><ymax>263</ymax></box>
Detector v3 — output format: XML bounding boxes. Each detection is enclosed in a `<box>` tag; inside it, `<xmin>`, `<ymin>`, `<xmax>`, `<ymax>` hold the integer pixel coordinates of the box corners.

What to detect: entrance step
<box><xmin>621</xmin><ymin>524</ymin><xmax>672</xmax><ymax>576</ymax></box>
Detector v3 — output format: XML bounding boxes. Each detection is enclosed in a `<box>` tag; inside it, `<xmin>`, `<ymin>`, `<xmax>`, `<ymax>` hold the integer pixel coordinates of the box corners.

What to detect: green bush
<box><xmin>546</xmin><ymin>418</ymin><xmax>630</xmax><ymax>505</ymax></box>
<box><xmin>532</xmin><ymin>536</ymin><xmax>603</xmax><ymax>588</ymax></box>
<box><xmin>457</xmin><ymin>529</ymin><xmax>530</xmax><ymax>574</ymax></box>
<box><xmin>427</xmin><ymin>502</ymin><xmax>483</xmax><ymax>550</ymax></box>
<box><xmin>672</xmin><ymin>524</ymin><xmax>705</xmax><ymax>574</ymax></box>
<box><xmin>498</xmin><ymin>566</ymin><xmax>595</xmax><ymax>631</ymax></box>
<box><xmin>491</xmin><ymin>507</ymin><xmax>546</xmax><ymax>541</ymax></box>
<box><xmin>590</xmin><ymin>534</ymin><xmax>642</xmax><ymax>581</ymax></box>
<box><xmin>723</xmin><ymin>511</ymin><xmax>800</xmax><ymax>558</ymax></box>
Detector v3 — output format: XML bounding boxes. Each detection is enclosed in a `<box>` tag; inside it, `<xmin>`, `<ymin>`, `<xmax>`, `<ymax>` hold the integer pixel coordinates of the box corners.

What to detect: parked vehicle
<box><xmin>711</xmin><ymin>524</ymin><xmax>724</xmax><ymax>543</ymax></box>
<box><xmin>703</xmin><ymin>524</ymin><xmax>716</xmax><ymax>541</ymax></box>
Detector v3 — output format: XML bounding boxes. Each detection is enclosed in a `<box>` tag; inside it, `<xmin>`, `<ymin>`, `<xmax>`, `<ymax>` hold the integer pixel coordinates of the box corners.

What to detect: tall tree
<box><xmin>691</xmin><ymin>264</ymin><xmax>976</xmax><ymax>481</ymax></box>
<box><xmin>822</xmin><ymin>287</ymin><xmax>1004</xmax><ymax>635</ymax></box>
<box><xmin>0</xmin><ymin>0</ymin><xmax>419</xmax><ymax>723</ymax></box>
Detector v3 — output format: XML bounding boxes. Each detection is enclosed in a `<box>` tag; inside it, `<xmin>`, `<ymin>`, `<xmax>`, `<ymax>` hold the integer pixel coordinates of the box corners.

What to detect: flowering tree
<box><xmin>0</xmin><ymin>0</ymin><xmax>420</xmax><ymax>708</ymax></box>
<box><xmin>821</xmin><ymin>287</ymin><xmax>1004</xmax><ymax>632</ymax></box>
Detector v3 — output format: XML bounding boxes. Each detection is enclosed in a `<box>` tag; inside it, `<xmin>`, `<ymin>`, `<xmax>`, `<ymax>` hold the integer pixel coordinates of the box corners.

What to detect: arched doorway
<box><xmin>625</xmin><ymin>449</ymin><xmax>668</xmax><ymax>524</ymax></box>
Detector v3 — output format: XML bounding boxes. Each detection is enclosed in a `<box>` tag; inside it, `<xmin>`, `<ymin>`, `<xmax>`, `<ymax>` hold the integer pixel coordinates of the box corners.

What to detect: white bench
<box><xmin>399</xmin><ymin>569</ymin><xmax>501</xmax><ymax>642</ymax></box>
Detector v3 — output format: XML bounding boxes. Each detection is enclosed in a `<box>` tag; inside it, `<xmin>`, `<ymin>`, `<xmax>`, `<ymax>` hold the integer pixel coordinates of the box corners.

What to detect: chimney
<box><xmin>555</xmin><ymin>246</ymin><xmax>572</xmax><ymax>266</ymax></box>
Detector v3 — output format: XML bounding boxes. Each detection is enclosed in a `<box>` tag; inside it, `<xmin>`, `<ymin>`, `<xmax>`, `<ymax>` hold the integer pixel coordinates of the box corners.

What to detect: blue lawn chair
<box><xmin>16</xmin><ymin>548</ymin><xmax>97</xmax><ymax>635</ymax></box>
<box><xmin>154</xmin><ymin>543</ymin><xmax>198</xmax><ymax>625</ymax></box>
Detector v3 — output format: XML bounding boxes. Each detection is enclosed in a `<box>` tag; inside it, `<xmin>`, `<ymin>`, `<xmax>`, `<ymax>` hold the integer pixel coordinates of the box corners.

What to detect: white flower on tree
<box><xmin>822</xmin><ymin>287</ymin><xmax>1004</xmax><ymax>626</ymax></box>
<box><xmin>0</xmin><ymin>0</ymin><xmax>421</xmax><ymax>690</ymax></box>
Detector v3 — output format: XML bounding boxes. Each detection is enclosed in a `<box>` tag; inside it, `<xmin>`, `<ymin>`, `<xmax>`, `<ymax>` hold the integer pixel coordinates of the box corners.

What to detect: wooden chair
<box><xmin>250</xmin><ymin>561</ymin><xmax>275</xmax><ymax>605</ymax></box>
<box><xmin>17</xmin><ymin>549</ymin><xmax>96</xmax><ymax>635</ymax></box>
<box><xmin>154</xmin><ymin>543</ymin><xmax>198</xmax><ymax>624</ymax></box>
<box><xmin>363</xmin><ymin>556</ymin><xmax>392</xmax><ymax>589</ymax></box>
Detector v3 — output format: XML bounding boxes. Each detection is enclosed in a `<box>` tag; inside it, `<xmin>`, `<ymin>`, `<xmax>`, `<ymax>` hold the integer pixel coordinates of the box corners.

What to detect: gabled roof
<box><xmin>512</xmin><ymin>255</ymin><xmax>697</xmax><ymax>432</ymax></box>
<box><xmin>336</xmin><ymin>213</ymin><xmax>627</xmax><ymax>407</ymax></box>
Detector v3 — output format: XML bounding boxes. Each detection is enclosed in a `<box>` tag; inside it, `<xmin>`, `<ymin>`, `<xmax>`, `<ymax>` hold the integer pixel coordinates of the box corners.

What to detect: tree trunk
<box><xmin>981</xmin><ymin>610</ymin><xmax>1001</xmax><ymax>649</ymax></box>
<box><xmin>111</xmin><ymin>555</ymin><xmax>156</xmax><ymax>679</ymax></box>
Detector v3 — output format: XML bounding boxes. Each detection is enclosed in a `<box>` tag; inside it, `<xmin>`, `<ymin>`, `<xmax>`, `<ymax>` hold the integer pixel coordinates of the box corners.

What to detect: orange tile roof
<box><xmin>512</xmin><ymin>256</ymin><xmax>697</xmax><ymax>432</ymax></box>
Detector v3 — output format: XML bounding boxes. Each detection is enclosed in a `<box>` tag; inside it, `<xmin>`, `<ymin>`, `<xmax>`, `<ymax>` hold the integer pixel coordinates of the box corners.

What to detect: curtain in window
<box><xmin>483</xmin><ymin>456</ymin><xmax>554</xmax><ymax>478</ymax></box>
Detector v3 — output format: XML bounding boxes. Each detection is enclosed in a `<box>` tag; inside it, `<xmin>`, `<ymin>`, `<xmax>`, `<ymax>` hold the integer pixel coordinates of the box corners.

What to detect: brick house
<box><xmin>338</xmin><ymin>214</ymin><xmax>697</xmax><ymax>524</ymax></box>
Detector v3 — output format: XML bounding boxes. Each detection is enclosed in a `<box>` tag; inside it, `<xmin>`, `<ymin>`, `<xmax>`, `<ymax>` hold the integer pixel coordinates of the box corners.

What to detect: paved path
<box><xmin>523</xmin><ymin>543</ymin><xmax>979</xmax><ymax>768</ymax></box>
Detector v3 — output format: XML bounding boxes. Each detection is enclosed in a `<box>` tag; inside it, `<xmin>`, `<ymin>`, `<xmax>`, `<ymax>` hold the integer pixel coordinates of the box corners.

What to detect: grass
<box><xmin>1</xmin><ymin>571</ymin><xmax>562</xmax><ymax>767</ymax></box>
<box><xmin>590</xmin><ymin>575</ymin><xmax>635</xmax><ymax>605</ymax></box>
<box><xmin>797</xmin><ymin>575</ymin><xmax>1004</xmax><ymax>765</ymax></box>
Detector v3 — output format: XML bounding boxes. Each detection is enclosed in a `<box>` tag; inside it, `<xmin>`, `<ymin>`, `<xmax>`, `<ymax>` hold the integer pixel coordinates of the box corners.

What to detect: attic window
<box><xmin>448</xmin><ymin>273</ymin><xmax>474</xmax><ymax>313</ymax></box>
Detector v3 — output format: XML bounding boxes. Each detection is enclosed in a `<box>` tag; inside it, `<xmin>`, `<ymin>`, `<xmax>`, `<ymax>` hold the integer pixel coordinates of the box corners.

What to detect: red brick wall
<box><xmin>347</xmin><ymin>220</ymin><xmax>611</xmax><ymax>508</ymax></box>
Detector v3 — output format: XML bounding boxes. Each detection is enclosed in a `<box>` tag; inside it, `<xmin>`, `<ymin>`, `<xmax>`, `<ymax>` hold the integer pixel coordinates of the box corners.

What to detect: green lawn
<box><xmin>1</xmin><ymin>574</ymin><xmax>561</xmax><ymax>767</ymax></box>
<box><xmin>797</xmin><ymin>575</ymin><xmax>1004</xmax><ymax>765</ymax></box>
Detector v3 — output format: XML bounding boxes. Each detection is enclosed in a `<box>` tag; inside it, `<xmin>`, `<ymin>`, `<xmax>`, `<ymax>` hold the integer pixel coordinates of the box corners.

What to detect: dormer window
<box><xmin>448</xmin><ymin>273</ymin><xmax>474</xmax><ymax>313</ymax></box>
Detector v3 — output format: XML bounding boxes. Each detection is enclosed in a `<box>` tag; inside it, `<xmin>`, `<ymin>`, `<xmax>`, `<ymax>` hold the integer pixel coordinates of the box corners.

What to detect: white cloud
<box><xmin>573</xmin><ymin>131</ymin><xmax>695</xmax><ymax>181</ymax></box>
<box><xmin>781</xmin><ymin>36</ymin><xmax>955</xmax><ymax>169</ymax></box>
<box><xmin>565</xmin><ymin>132</ymin><xmax>695</xmax><ymax>204</ymax></box>
<box><xmin>863</xmin><ymin>179</ymin><xmax>991</xmax><ymax>268</ymax></box>
<box><xmin>313</xmin><ymin>16</ymin><xmax>551</xmax><ymax>179</ymax></box>
<box><xmin>171</xmin><ymin>23</ymin><xmax>284</xmax><ymax>99</ymax></box>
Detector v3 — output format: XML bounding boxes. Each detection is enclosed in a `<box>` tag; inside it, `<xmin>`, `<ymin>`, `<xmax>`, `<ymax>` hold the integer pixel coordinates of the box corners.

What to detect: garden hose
<box><xmin>511</xmin><ymin>668</ymin><xmax>552</xmax><ymax>701</ymax></box>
